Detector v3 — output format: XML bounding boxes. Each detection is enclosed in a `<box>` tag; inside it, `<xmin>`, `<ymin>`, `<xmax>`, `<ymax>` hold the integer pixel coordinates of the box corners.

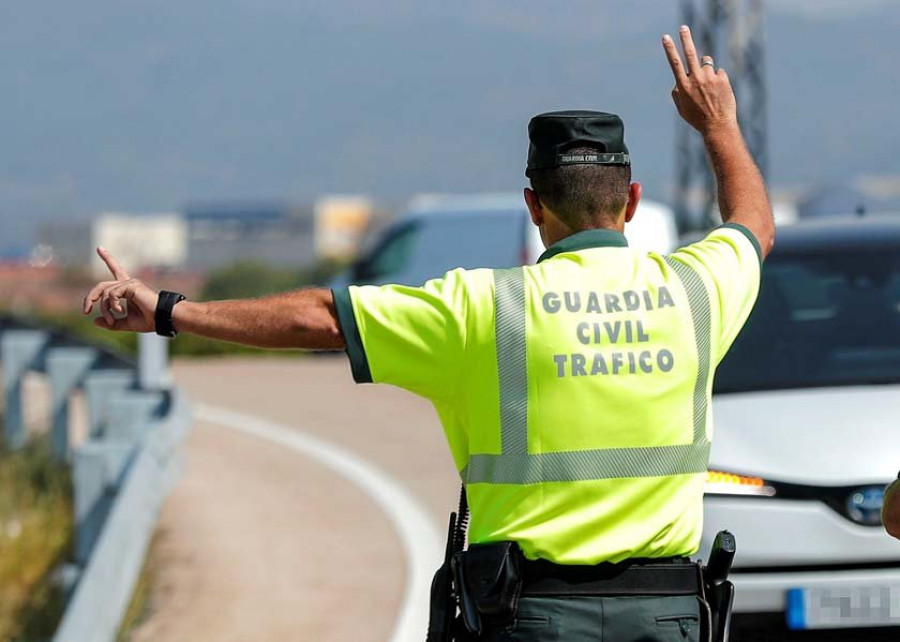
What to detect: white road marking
<box><xmin>195</xmin><ymin>403</ymin><xmax>444</xmax><ymax>642</ymax></box>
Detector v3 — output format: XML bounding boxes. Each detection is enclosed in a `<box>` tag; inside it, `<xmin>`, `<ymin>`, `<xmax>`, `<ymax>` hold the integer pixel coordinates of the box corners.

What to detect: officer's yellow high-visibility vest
<box><xmin>334</xmin><ymin>225</ymin><xmax>761</xmax><ymax>565</ymax></box>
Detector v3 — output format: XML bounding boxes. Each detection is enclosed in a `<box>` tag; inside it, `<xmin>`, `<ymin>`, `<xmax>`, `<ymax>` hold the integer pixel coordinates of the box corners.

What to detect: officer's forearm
<box><xmin>884</xmin><ymin>478</ymin><xmax>900</xmax><ymax>539</ymax></box>
<box><xmin>703</xmin><ymin>124</ymin><xmax>775</xmax><ymax>258</ymax></box>
<box><xmin>171</xmin><ymin>289</ymin><xmax>346</xmax><ymax>350</ymax></box>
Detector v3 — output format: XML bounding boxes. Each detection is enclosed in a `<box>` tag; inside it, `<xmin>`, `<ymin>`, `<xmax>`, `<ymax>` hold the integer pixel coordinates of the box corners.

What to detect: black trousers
<box><xmin>478</xmin><ymin>594</ymin><xmax>702</xmax><ymax>642</ymax></box>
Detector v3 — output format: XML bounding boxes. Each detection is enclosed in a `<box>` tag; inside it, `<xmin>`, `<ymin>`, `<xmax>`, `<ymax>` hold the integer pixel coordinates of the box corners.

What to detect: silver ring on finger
<box><xmin>702</xmin><ymin>57</ymin><xmax>715</xmax><ymax>68</ymax></box>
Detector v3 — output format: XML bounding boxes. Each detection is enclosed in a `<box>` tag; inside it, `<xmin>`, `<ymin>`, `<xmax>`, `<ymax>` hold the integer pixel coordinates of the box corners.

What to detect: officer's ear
<box><xmin>524</xmin><ymin>188</ymin><xmax>544</xmax><ymax>227</ymax></box>
<box><xmin>624</xmin><ymin>182</ymin><xmax>642</xmax><ymax>224</ymax></box>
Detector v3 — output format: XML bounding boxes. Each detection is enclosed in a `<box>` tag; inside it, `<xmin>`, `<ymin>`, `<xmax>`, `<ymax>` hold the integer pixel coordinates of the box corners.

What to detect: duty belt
<box><xmin>520</xmin><ymin>556</ymin><xmax>702</xmax><ymax>597</ymax></box>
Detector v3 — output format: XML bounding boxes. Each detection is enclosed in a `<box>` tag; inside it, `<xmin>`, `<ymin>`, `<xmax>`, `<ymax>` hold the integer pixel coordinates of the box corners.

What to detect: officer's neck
<box><xmin>542</xmin><ymin>215</ymin><xmax>625</xmax><ymax>250</ymax></box>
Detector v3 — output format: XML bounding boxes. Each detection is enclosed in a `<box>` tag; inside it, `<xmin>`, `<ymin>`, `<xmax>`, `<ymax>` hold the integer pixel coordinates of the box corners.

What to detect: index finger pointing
<box><xmin>662</xmin><ymin>34</ymin><xmax>688</xmax><ymax>84</ymax></box>
<box><xmin>97</xmin><ymin>246</ymin><xmax>130</xmax><ymax>280</ymax></box>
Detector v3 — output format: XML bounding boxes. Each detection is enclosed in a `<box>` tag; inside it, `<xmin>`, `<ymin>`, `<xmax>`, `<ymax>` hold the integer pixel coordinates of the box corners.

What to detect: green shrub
<box><xmin>0</xmin><ymin>439</ymin><xmax>72</xmax><ymax>641</ymax></box>
<box><xmin>201</xmin><ymin>259</ymin><xmax>345</xmax><ymax>300</ymax></box>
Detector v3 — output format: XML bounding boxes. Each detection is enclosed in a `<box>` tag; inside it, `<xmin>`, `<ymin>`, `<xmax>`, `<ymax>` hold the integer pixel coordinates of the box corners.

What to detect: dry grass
<box><xmin>0</xmin><ymin>438</ymin><xmax>72</xmax><ymax>641</ymax></box>
<box><xmin>116</xmin><ymin>533</ymin><xmax>159</xmax><ymax>642</ymax></box>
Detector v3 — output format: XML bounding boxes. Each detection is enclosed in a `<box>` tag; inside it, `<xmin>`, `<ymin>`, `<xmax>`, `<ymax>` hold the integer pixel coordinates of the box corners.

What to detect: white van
<box><xmin>333</xmin><ymin>193</ymin><xmax>678</xmax><ymax>287</ymax></box>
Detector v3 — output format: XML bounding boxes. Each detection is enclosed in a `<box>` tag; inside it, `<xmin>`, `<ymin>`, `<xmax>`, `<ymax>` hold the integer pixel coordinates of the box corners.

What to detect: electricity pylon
<box><xmin>675</xmin><ymin>0</ymin><xmax>768</xmax><ymax>231</ymax></box>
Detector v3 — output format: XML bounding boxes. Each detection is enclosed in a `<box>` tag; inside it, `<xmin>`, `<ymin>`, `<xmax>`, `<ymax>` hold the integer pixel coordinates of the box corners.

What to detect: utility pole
<box><xmin>675</xmin><ymin>0</ymin><xmax>768</xmax><ymax>232</ymax></box>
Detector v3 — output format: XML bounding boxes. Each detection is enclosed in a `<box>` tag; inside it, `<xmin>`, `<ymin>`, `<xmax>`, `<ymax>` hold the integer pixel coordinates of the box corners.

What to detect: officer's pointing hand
<box><xmin>82</xmin><ymin>247</ymin><xmax>159</xmax><ymax>333</ymax></box>
<box><xmin>663</xmin><ymin>25</ymin><xmax>738</xmax><ymax>137</ymax></box>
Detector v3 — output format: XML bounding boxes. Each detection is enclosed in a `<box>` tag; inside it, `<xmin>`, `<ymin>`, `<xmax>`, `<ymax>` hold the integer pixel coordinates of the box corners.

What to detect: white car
<box><xmin>334</xmin><ymin>192</ymin><xmax>678</xmax><ymax>287</ymax></box>
<box><xmin>701</xmin><ymin>217</ymin><xmax>900</xmax><ymax>639</ymax></box>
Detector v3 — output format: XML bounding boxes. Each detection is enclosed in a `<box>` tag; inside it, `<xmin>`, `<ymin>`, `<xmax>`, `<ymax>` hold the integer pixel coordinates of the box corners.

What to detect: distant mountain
<box><xmin>2</xmin><ymin>1</ymin><xmax>898</xmax><ymax>248</ymax></box>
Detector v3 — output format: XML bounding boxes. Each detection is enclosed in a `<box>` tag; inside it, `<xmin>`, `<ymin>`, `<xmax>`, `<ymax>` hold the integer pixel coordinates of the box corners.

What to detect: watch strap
<box><xmin>155</xmin><ymin>290</ymin><xmax>187</xmax><ymax>338</ymax></box>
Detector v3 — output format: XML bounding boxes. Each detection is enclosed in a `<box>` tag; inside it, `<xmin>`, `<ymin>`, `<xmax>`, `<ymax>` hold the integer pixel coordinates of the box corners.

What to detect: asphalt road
<box><xmin>127</xmin><ymin>355</ymin><xmax>900</xmax><ymax>642</ymax></box>
<box><xmin>130</xmin><ymin>355</ymin><xmax>459</xmax><ymax>642</ymax></box>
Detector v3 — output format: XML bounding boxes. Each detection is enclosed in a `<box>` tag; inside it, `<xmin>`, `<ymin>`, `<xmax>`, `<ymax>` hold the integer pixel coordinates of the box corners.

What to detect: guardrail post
<box><xmin>105</xmin><ymin>391</ymin><xmax>167</xmax><ymax>445</ymax></box>
<box><xmin>0</xmin><ymin>317</ymin><xmax>194</xmax><ymax>642</ymax></box>
<box><xmin>47</xmin><ymin>347</ymin><xmax>98</xmax><ymax>460</ymax></box>
<box><xmin>139</xmin><ymin>333</ymin><xmax>171</xmax><ymax>391</ymax></box>
<box><xmin>72</xmin><ymin>442</ymin><xmax>134</xmax><ymax>565</ymax></box>
<box><xmin>1</xmin><ymin>330</ymin><xmax>49</xmax><ymax>449</ymax></box>
<box><xmin>83</xmin><ymin>370</ymin><xmax>136</xmax><ymax>439</ymax></box>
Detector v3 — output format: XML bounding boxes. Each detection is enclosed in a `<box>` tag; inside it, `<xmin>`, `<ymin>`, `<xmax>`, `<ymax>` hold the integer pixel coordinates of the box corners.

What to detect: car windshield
<box><xmin>714</xmin><ymin>249</ymin><xmax>900</xmax><ymax>393</ymax></box>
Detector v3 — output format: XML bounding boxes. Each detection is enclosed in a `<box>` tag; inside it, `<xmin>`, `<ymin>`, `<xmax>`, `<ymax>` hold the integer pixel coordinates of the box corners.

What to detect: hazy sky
<box><xmin>2</xmin><ymin>1</ymin><xmax>899</xmax><ymax>252</ymax></box>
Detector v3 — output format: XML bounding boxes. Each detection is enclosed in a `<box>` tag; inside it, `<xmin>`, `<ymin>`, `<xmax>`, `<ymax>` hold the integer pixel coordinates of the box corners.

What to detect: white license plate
<box><xmin>787</xmin><ymin>586</ymin><xmax>900</xmax><ymax>630</ymax></box>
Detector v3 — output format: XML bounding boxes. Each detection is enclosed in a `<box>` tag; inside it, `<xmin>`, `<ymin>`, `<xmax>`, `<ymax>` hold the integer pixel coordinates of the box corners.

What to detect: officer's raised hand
<box><xmin>82</xmin><ymin>247</ymin><xmax>159</xmax><ymax>332</ymax></box>
<box><xmin>662</xmin><ymin>25</ymin><xmax>738</xmax><ymax>137</ymax></box>
<box><xmin>662</xmin><ymin>24</ymin><xmax>774</xmax><ymax>259</ymax></box>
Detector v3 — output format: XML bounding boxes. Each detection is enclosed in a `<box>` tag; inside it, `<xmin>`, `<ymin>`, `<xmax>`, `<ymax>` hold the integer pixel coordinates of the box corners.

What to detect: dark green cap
<box><xmin>526</xmin><ymin>110</ymin><xmax>631</xmax><ymax>177</ymax></box>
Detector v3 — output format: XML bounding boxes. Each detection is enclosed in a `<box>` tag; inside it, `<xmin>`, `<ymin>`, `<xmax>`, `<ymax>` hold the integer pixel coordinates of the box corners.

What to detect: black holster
<box><xmin>451</xmin><ymin>542</ymin><xmax>523</xmax><ymax>636</ymax></box>
<box><xmin>426</xmin><ymin>553</ymin><xmax>457</xmax><ymax>642</ymax></box>
<box><xmin>701</xmin><ymin>531</ymin><xmax>737</xmax><ymax>642</ymax></box>
<box><xmin>426</xmin><ymin>489</ymin><xmax>470</xmax><ymax>642</ymax></box>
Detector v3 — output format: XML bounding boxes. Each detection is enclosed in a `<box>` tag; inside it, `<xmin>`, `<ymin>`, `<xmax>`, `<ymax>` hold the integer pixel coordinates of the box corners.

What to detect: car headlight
<box><xmin>705</xmin><ymin>473</ymin><xmax>888</xmax><ymax>526</ymax></box>
<box><xmin>706</xmin><ymin>470</ymin><xmax>776</xmax><ymax>497</ymax></box>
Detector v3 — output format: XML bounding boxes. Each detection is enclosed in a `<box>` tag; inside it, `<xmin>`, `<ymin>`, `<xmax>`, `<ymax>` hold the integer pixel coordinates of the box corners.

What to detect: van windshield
<box><xmin>714</xmin><ymin>250</ymin><xmax>900</xmax><ymax>393</ymax></box>
<box><xmin>354</xmin><ymin>223</ymin><xmax>419</xmax><ymax>282</ymax></box>
<box><xmin>353</xmin><ymin>210</ymin><xmax>526</xmax><ymax>286</ymax></box>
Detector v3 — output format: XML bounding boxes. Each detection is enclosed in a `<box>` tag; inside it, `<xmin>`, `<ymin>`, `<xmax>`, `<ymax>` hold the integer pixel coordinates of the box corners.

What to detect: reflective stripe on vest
<box><xmin>462</xmin><ymin>259</ymin><xmax>713</xmax><ymax>485</ymax></box>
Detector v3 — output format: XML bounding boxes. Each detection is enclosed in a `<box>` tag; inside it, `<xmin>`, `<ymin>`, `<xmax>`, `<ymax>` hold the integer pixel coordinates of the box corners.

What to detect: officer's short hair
<box><xmin>529</xmin><ymin>148</ymin><xmax>632</xmax><ymax>228</ymax></box>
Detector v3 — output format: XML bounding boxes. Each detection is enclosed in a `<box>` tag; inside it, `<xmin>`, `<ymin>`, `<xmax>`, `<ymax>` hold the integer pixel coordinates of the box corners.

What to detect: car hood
<box><xmin>711</xmin><ymin>385</ymin><xmax>900</xmax><ymax>485</ymax></box>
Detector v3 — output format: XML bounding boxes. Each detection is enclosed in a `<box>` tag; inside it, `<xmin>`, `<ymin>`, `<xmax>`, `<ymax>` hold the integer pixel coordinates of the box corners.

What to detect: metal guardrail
<box><xmin>0</xmin><ymin>316</ymin><xmax>192</xmax><ymax>642</ymax></box>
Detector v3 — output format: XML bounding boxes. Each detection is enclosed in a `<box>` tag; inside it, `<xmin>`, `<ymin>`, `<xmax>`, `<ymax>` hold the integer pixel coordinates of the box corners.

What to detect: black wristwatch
<box><xmin>155</xmin><ymin>291</ymin><xmax>187</xmax><ymax>338</ymax></box>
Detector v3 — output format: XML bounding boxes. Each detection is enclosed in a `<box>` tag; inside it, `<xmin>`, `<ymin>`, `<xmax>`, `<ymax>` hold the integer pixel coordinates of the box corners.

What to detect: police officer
<box><xmin>84</xmin><ymin>26</ymin><xmax>773</xmax><ymax>642</ymax></box>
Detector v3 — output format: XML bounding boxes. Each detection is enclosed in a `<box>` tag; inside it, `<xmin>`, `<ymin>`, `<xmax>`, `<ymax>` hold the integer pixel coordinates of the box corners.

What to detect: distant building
<box><xmin>183</xmin><ymin>202</ymin><xmax>316</xmax><ymax>270</ymax></box>
<box><xmin>93</xmin><ymin>213</ymin><xmax>187</xmax><ymax>277</ymax></box>
<box><xmin>36</xmin><ymin>198</ymin><xmax>379</xmax><ymax>275</ymax></box>
<box><xmin>314</xmin><ymin>195</ymin><xmax>373</xmax><ymax>261</ymax></box>
<box><xmin>37</xmin><ymin>219</ymin><xmax>93</xmax><ymax>268</ymax></box>
<box><xmin>37</xmin><ymin>213</ymin><xmax>187</xmax><ymax>277</ymax></box>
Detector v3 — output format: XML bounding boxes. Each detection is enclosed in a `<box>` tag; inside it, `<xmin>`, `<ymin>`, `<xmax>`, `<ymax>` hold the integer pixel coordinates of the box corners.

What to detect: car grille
<box><xmin>732</xmin><ymin>614</ymin><xmax>899</xmax><ymax>641</ymax></box>
<box><xmin>764</xmin><ymin>480</ymin><xmax>886</xmax><ymax>527</ymax></box>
